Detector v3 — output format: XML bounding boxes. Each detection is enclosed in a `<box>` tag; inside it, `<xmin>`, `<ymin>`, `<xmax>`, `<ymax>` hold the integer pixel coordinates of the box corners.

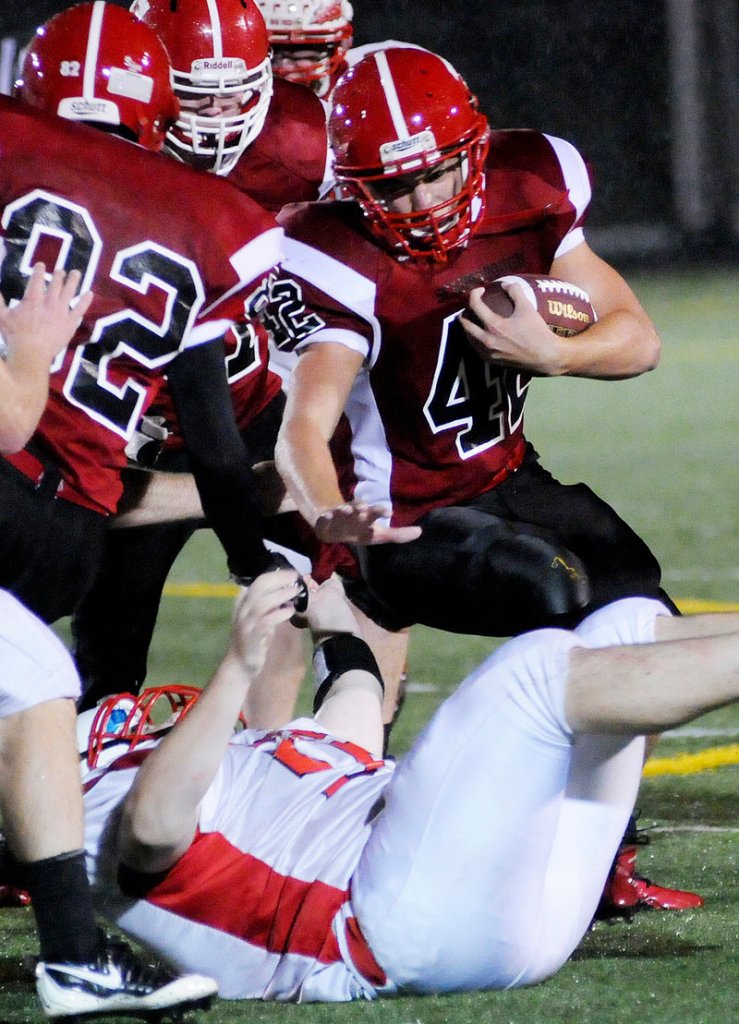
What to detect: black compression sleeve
<box><xmin>168</xmin><ymin>340</ymin><xmax>272</xmax><ymax>578</ymax></box>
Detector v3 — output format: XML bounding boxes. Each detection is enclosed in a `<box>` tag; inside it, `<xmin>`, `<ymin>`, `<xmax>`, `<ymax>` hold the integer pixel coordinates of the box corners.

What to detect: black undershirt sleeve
<box><xmin>167</xmin><ymin>338</ymin><xmax>272</xmax><ymax>579</ymax></box>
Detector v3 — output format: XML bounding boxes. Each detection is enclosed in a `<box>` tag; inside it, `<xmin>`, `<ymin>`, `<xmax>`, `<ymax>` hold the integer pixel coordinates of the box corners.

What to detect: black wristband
<box><xmin>312</xmin><ymin>634</ymin><xmax>384</xmax><ymax>712</ymax></box>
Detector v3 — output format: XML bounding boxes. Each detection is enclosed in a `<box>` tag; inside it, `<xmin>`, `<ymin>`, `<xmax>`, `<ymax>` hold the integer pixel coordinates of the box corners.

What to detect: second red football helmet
<box><xmin>130</xmin><ymin>0</ymin><xmax>273</xmax><ymax>174</ymax></box>
<box><xmin>329</xmin><ymin>47</ymin><xmax>490</xmax><ymax>261</ymax></box>
<box><xmin>78</xmin><ymin>685</ymin><xmax>203</xmax><ymax>770</ymax></box>
<box><xmin>17</xmin><ymin>1</ymin><xmax>178</xmax><ymax>152</ymax></box>
<box><xmin>256</xmin><ymin>0</ymin><xmax>353</xmax><ymax>98</ymax></box>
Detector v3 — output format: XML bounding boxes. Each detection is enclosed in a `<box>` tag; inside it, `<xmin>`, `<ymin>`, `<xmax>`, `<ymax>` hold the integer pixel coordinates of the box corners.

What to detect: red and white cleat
<box><xmin>0</xmin><ymin>883</ymin><xmax>31</xmax><ymax>907</ymax></box>
<box><xmin>596</xmin><ymin>845</ymin><xmax>704</xmax><ymax>921</ymax></box>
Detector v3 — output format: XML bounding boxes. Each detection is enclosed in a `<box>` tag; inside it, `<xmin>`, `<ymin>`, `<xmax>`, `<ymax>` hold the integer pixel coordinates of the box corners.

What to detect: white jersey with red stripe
<box><xmin>81</xmin><ymin>598</ymin><xmax>667</xmax><ymax>1002</ymax></box>
<box><xmin>83</xmin><ymin>719</ymin><xmax>394</xmax><ymax>1001</ymax></box>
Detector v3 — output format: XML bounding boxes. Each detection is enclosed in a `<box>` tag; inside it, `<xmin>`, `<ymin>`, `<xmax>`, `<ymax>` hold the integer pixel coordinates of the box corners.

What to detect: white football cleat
<box><xmin>36</xmin><ymin>933</ymin><xmax>217</xmax><ymax>1020</ymax></box>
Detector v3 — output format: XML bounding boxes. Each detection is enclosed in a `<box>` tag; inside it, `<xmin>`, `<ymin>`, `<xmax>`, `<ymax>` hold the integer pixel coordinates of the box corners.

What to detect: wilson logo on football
<box><xmin>545</xmin><ymin>299</ymin><xmax>595</xmax><ymax>325</ymax></box>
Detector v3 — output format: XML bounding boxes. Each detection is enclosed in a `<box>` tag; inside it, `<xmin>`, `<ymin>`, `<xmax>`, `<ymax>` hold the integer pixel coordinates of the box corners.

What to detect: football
<box><xmin>465</xmin><ymin>274</ymin><xmax>597</xmax><ymax>336</ymax></box>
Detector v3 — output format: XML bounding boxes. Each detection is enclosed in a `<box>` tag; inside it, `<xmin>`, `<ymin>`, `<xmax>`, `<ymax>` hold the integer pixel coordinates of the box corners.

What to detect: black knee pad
<box><xmin>484</xmin><ymin>532</ymin><xmax>591</xmax><ymax>619</ymax></box>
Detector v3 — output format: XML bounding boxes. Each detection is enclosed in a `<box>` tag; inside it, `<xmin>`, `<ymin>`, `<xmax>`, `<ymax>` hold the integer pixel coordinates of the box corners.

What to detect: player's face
<box><xmin>270</xmin><ymin>45</ymin><xmax>336</xmax><ymax>96</ymax></box>
<box><xmin>272</xmin><ymin>46</ymin><xmax>323</xmax><ymax>74</ymax></box>
<box><xmin>367</xmin><ymin>157</ymin><xmax>463</xmax><ymax>216</ymax></box>
<box><xmin>178</xmin><ymin>93</ymin><xmax>245</xmax><ymax>118</ymax></box>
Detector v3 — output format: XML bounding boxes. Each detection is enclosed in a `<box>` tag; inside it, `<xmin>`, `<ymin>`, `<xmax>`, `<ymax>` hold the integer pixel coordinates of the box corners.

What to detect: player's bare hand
<box><xmin>229</xmin><ymin>569</ymin><xmax>306</xmax><ymax>677</ymax></box>
<box><xmin>460</xmin><ymin>283</ymin><xmax>564</xmax><ymax>376</ymax></box>
<box><xmin>300</xmin><ymin>574</ymin><xmax>362</xmax><ymax>640</ymax></box>
<box><xmin>0</xmin><ymin>262</ymin><xmax>94</xmax><ymax>362</ymax></box>
<box><xmin>314</xmin><ymin>501</ymin><xmax>422</xmax><ymax>545</ymax></box>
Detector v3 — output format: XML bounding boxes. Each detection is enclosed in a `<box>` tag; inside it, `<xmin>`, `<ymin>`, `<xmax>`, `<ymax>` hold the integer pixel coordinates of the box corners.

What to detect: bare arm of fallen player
<box><xmin>118</xmin><ymin>572</ymin><xmax>384</xmax><ymax>873</ymax></box>
<box><xmin>118</xmin><ymin>571</ymin><xmax>303</xmax><ymax>873</ymax></box>
<box><xmin>276</xmin><ymin>341</ymin><xmax>421</xmax><ymax>545</ymax></box>
<box><xmin>461</xmin><ymin>239</ymin><xmax>661</xmax><ymax>380</ymax></box>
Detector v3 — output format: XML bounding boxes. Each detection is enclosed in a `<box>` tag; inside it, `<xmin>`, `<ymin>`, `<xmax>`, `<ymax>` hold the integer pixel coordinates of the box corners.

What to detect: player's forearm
<box><xmin>275</xmin><ymin>421</ymin><xmax>345</xmax><ymax>528</ymax></box>
<box><xmin>114</xmin><ymin>462</ymin><xmax>296</xmax><ymax>529</ymax></box>
<box><xmin>550</xmin><ymin>240</ymin><xmax>661</xmax><ymax>378</ymax></box>
<box><xmin>275</xmin><ymin>340</ymin><xmax>363</xmax><ymax>526</ymax></box>
<box><xmin>120</xmin><ymin>651</ymin><xmax>250</xmax><ymax>872</ymax></box>
<box><xmin>566</xmin><ymin>631</ymin><xmax>739</xmax><ymax>734</ymax></box>
<box><xmin>0</xmin><ymin>354</ymin><xmax>53</xmax><ymax>453</ymax></box>
<box><xmin>113</xmin><ymin>468</ymin><xmax>205</xmax><ymax>528</ymax></box>
<box><xmin>556</xmin><ymin>309</ymin><xmax>661</xmax><ymax>379</ymax></box>
<box><xmin>191</xmin><ymin>457</ymin><xmax>273</xmax><ymax>577</ymax></box>
<box><xmin>171</xmin><ymin>339</ymin><xmax>273</xmax><ymax>576</ymax></box>
<box><xmin>121</xmin><ymin>575</ymin><xmax>300</xmax><ymax>871</ymax></box>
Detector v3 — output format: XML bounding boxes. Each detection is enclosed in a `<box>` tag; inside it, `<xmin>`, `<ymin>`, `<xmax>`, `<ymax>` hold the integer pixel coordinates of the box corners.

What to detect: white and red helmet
<box><xmin>130</xmin><ymin>0</ymin><xmax>273</xmax><ymax>174</ymax></box>
<box><xmin>16</xmin><ymin>1</ymin><xmax>179</xmax><ymax>152</ymax></box>
<box><xmin>256</xmin><ymin>0</ymin><xmax>352</xmax><ymax>98</ymax></box>
<box><xmin>329</xmin><ymin>47</ymin><xmax>490</xmax><ymax>261</ymax></box>
<box><xmin>77</xmin><ymin>685</ymin><xmax>202</xmax><ymax>771</ymax></box>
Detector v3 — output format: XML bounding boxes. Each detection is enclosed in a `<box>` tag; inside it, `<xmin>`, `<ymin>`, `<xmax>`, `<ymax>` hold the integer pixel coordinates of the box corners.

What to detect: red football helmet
<box><xmin>17</xmin><ymin>1</ymin><xmax>178</xmax><ymax>152</ymax></box>
<box><xmin>130</xmin><ymin>0</ymin><xmax>273</xmax><ymax>174</ymax></box>
<box><xmin>329</xmin><ymin>47</ymin><xmax>490</xmax><ymax>261</ymax></box>
<box><xmin>256</xmin><ymin>0</ymin><xmax>352</xmax><ymax>98</ymax></box>
<box><xmin>78</xmin><ymin>685</ymin><xmax>203</xmax><ymax>770</ymax></box>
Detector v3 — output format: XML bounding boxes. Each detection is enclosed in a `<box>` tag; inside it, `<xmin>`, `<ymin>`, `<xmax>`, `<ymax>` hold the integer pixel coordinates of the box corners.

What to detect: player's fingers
<box><xmin>23</xmin><ymin>262</ymin><xmax>48</xmax><ymax>305</ymax></box>
<box><xmin>44</xmin><ymin>265</ymin><xmax>67</xmax><ymax>304</ymax></box>
<box><xmin>58</xmin><ymin>267</ymin><xmax>83</xmax><ymax>306</ymax></box>
<box><xmin>369</xmin><ymin>524</ymin><xmax>422</xmax><ymax>545</ymax></box>
<box><xmin>334</xmin><ymin>502</ymin><xmax>369</xmax><ymax>519</ymax></box>
<box><xmin>350</xmin><ymin>502</ymin><xmax>390</xmax><ymax>523</ymax></box>
<box><xmin>71</xmin><ymin>288</ymin><xmax>94</xmax><ymax>322</ymax></box>
<box><xmin>239</xmin><ymin>568</ymin><xmax>300</xmax><ymax>604</ymax></box>
<box><xmin>255</xmin><ymin>572</ymin><xmax>308</xmax><ymax>617</ymax></box>
<box><xmin>500</xmin><ymin>280</ymin><xmax>524</xmax><ymax>300</ymax></box>
<box><xmin>463</xmin><ymin>286</ymin><xmax>519</xmax><ymax>337</ymax></box>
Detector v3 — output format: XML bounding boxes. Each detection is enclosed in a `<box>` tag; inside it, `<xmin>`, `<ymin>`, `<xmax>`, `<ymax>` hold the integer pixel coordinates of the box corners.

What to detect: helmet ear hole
<box><xmin>16</xmin><ymin>2</ymin><xmax>178</xmax><ymax>152</ymax></box>
<box><xmin>328</xmin><ymin>47</ymin><xmax>490</xmax><ymax>261</ymax></box>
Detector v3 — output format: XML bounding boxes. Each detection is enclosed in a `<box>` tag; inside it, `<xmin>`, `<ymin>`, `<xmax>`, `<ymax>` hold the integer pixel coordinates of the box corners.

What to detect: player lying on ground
<box><xmin>78</xmin><ymin>571</ymin><xmax>737</xmax><ymax>1000</ymax></box>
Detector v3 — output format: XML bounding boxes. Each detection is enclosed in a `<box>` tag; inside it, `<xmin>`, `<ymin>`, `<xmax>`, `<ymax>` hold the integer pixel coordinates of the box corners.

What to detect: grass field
<box><xmin>1</xmin><ymin>265</ymin><xmax>738</xmax><ymax>1023</ymax></box>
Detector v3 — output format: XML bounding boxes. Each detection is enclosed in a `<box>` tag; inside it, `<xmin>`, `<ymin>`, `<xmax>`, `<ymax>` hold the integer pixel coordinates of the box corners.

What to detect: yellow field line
<box><xmin>644</xmin><ymin>744</ymin><xmax>739</xmax><ymax>776</ymax></box>
<box><xmin>163</xmin><ymin>585</ymin><xmax>739</xmax><ymax>612</ymax></box>
<box><xmin>676</xmin><ymin>598</ymin><xmax>739</xmax><ymax>613</ymax></box>
<box><xmin>164</xmin><ymin>582</ymin><xmax>240</xmax><ymax>597</ymax></box>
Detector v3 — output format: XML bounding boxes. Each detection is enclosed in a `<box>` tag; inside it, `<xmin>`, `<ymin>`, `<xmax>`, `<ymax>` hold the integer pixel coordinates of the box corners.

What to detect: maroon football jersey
<box><xmin>274</xmin><ymin>131</ymin><xmax>591</xmax><ymax>527</ymax></box>
<box><xmin>0</xmin><ymin>97</ymin><xmax>282</xmax><ymax>513</ymax></box>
